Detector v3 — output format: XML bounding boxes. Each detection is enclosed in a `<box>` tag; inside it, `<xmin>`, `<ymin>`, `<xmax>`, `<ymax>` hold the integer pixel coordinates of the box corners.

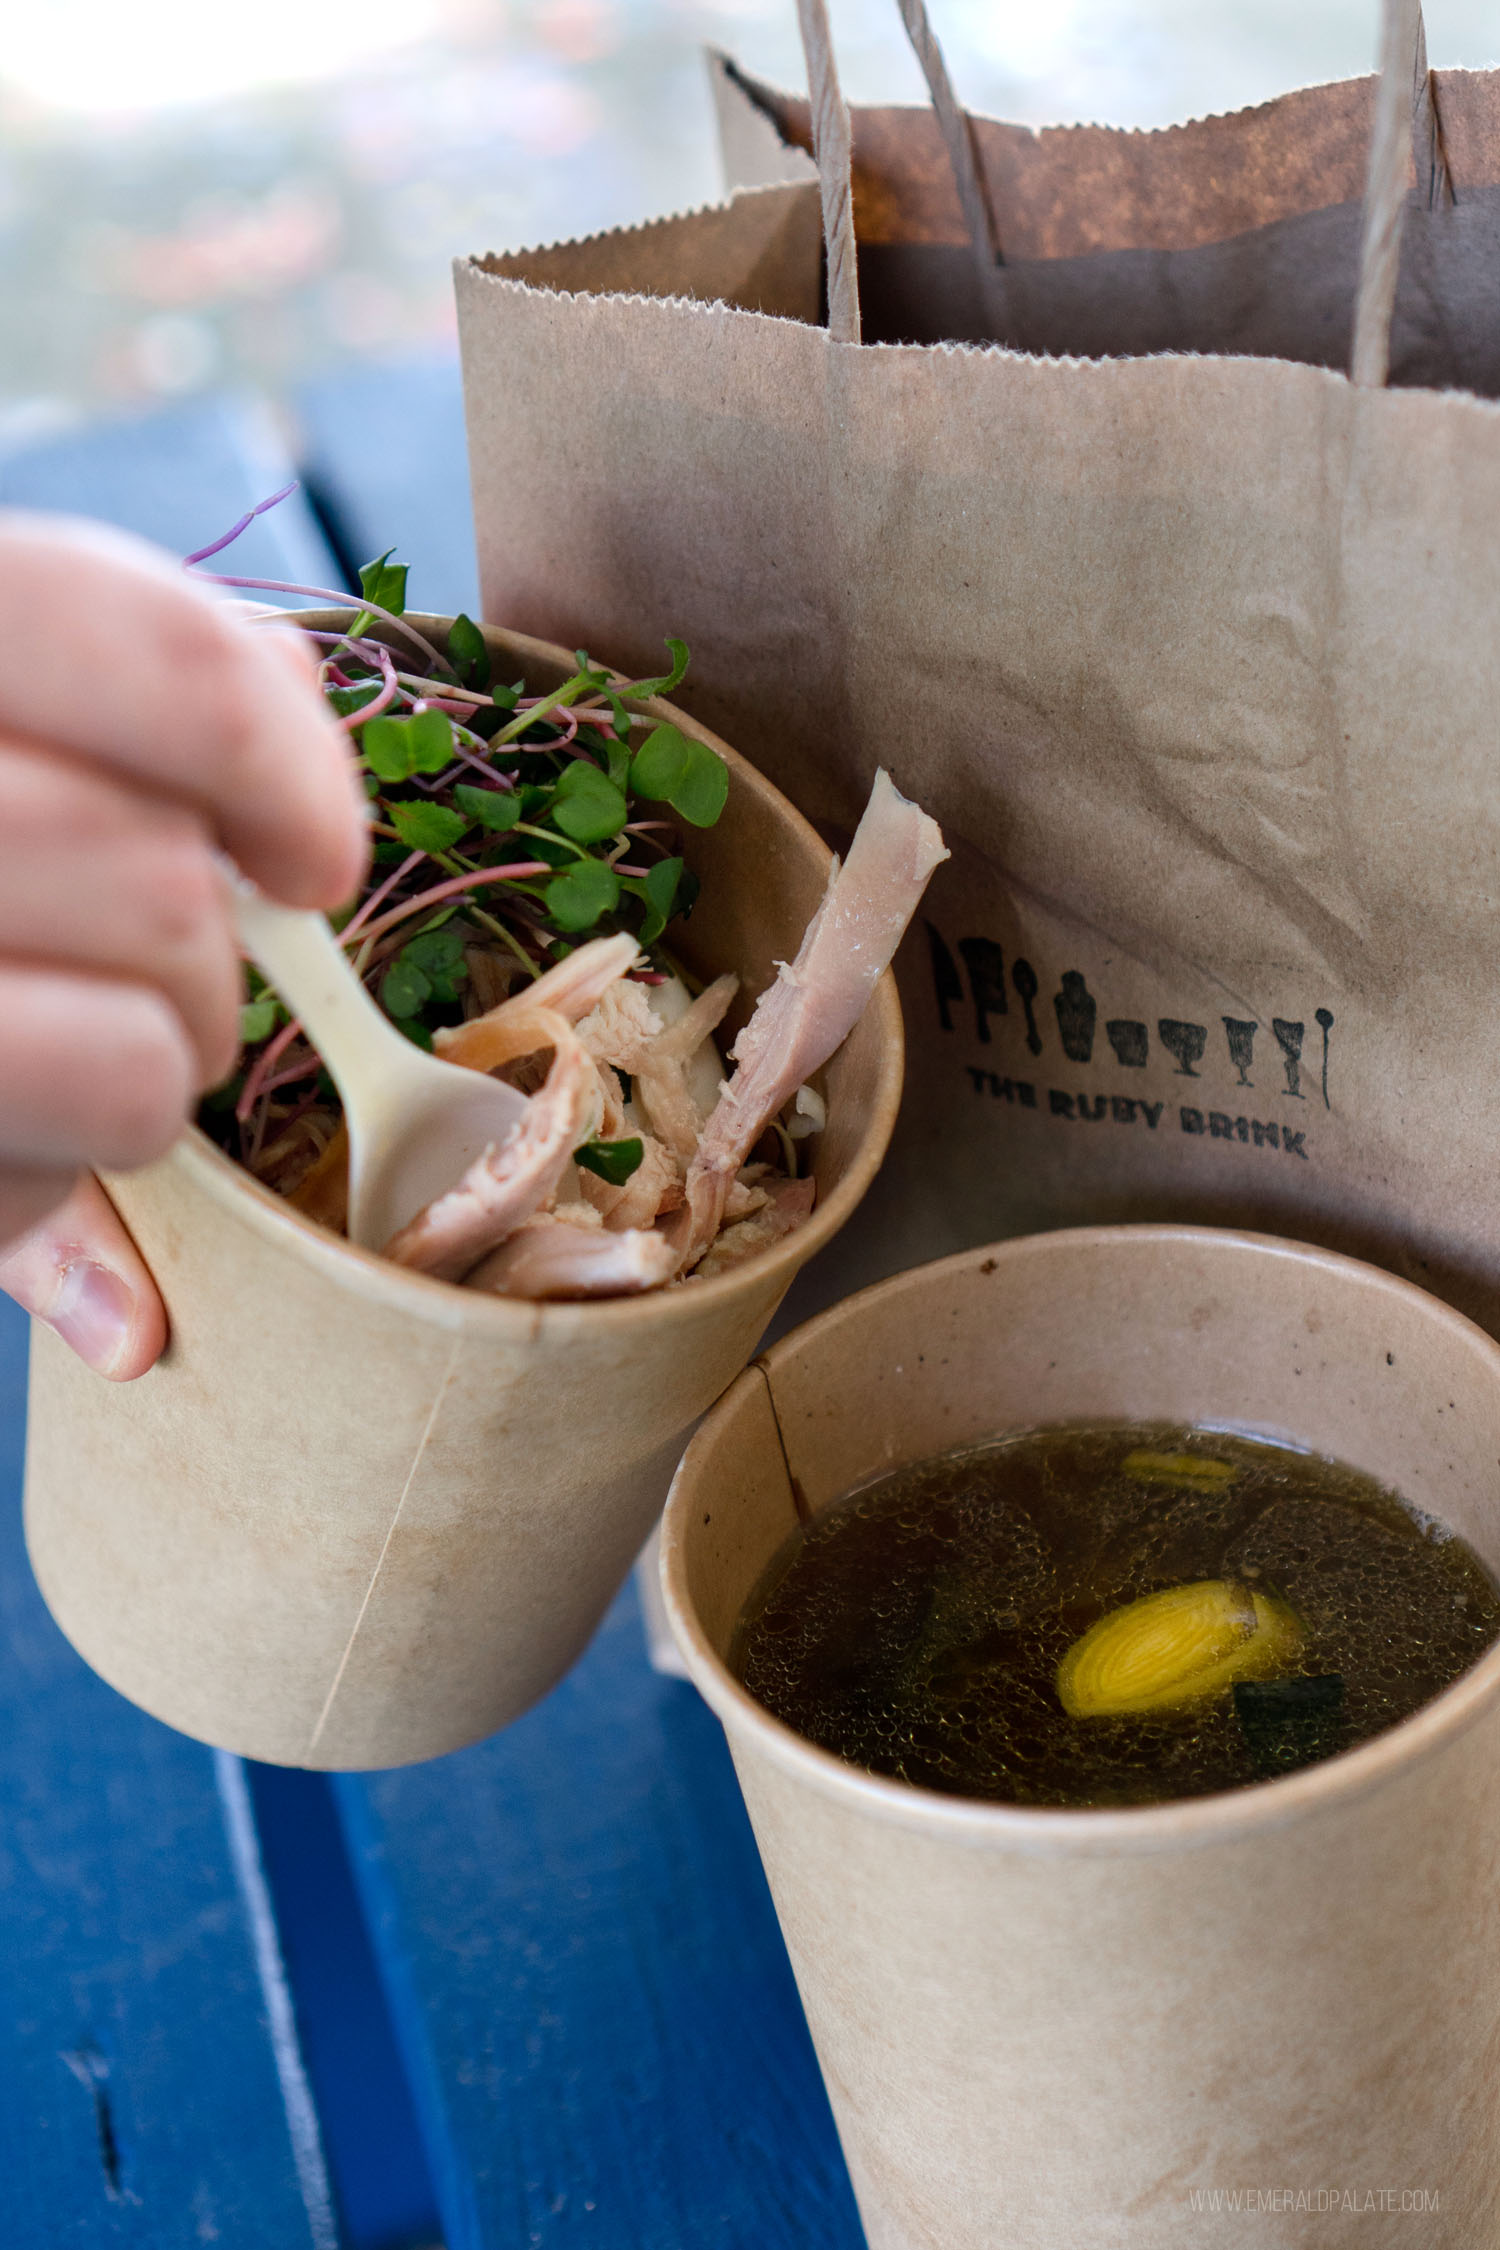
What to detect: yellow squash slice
<box><xmin>1057</xmin><ymin>1579</ymin><xmax>1303</xmax><ymax>1719</ymax></box>
<box><xmin>1120</xmin><ymin>1450</ymin><xmax>1237</xmax><ymax>1493</ymax></box>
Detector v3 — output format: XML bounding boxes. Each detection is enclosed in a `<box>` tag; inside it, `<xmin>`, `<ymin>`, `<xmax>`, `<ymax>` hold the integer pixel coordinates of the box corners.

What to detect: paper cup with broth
<box><xmin>662</xmin><ymin>1225</ymin><xmax>1500</xmax><ymax>2249</ymax></box>
<box><xmin>22</xmin><ymin>615</ymin><xmax>903</xmax><ymax>1771</ymax></box>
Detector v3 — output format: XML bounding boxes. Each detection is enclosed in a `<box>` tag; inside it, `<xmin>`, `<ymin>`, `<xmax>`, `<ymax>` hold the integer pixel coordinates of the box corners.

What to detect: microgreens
<box><xmin>350</xmin><ymin>549</ymin><xmax>409</xmax><ymax>639</ymax></box>
<box><xmin>574</xmin><ymin>1137</ymin><xmax>646</xmax><ymax>1184</ymax></box>
<box><xmin>630</xmin><ymin>723</ymin><xmax>729</xmax><ymax>827</ymax></box>
<box><xmin>186</xmin><ymin>496</ymin><xmax>720</xmax><ymax>1190</ymax></box>
<box><xmin>363</xmin><ymin>708</ymin><xmax>454</xmax><ymax>781</ymax></box>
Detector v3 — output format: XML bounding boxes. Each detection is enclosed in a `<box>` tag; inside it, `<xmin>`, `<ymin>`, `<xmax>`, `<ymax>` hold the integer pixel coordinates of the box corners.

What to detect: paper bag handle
<box><xmin>800</xmin><ymin>0</ymin><xmax>1450</xmax><ymax>388</ymax></box>
<box><xmin>1352</xmin><ymin>0</ymin><xmax>1455</xmax><ymax>385</ymax></box>
<box><xmin>895</xmin><ymin>0</ymin><xmax>1002</xmax><ymax>271</ymax></box>
<box><xmin>1352</xmin><ymin>0</ymin><xmax>1418</xmax><ymax>385</ymax></box>
<box><xmin>794</xmin><ymin>0</ymin><xmax>861</xmax><ymax>343</ymax></box>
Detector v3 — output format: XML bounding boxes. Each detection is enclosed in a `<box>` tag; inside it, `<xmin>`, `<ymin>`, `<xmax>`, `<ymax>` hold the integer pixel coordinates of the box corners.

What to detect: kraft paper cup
<box><xmin>661</xmin><ymin>1226</ymin><xmax>1500</xmax><ymax>2249</ymax></box>
<box><xmin>23</xmin><ymin>614</ymin><xmax>902</xmax><ymax>1771</ymax></box>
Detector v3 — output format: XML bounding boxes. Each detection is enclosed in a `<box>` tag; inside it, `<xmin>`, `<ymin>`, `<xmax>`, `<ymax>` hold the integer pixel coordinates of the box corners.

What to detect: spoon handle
<box><xmin>233</xmin><ymin>885</ymin><xmax>408</xmax><ymax>1112</ymax></box>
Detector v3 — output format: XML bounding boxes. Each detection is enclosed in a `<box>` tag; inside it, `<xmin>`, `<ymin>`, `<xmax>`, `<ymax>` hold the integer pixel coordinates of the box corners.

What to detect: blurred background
<box><xmin>4</xmin><ymin>0</ymin><xmax>1500</xmax><ymax>437</ymax></box>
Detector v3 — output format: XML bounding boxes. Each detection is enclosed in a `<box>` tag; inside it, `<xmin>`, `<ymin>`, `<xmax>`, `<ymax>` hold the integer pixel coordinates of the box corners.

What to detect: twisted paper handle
<box><xmin>896</xmin><ymin>0</ymin><xmax>1002</xmax><ymax>271</ymax></box>
<box><xmin>794</xmin><ymin>0</ymin><xmax>861</xmax><ymax>344</ymax></box>
<box><xmin>1352</xmin><ymin>0</ymin><xmax>1449</xmax><ymax>387</ymax></box>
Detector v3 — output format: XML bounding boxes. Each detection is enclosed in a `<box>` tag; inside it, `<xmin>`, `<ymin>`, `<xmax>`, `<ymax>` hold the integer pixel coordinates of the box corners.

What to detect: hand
<box><xmin>0</xmin><ymin>510</ymin><xmax>368</xmax><ymax>1376</ymax></box>
<box><xmin>0</xmin><ymin>1175</ymin><xmax>165</xmax><ymax>1381</ymax></box>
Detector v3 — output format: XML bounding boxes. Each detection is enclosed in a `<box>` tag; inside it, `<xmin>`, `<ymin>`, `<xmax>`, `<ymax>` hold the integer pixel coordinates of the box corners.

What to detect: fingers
<box><xmin>0</xmin><ymin>965</ymin><xmax>196</xmax><ymax>1173</ymax></box>
<box><xmin>0</xmin><ymin>737</ymin><xmax>243</xmax><ymax>1088</ymax></box>
<box><xmin>0</xmin><ymin>511</ymin><xmax>369</xmax><ymax>910</ymax></box>
<box><xmin>0</xmin><ymin>1172</ymin><xmax>166</xmax><ymax>1381</ymax></box>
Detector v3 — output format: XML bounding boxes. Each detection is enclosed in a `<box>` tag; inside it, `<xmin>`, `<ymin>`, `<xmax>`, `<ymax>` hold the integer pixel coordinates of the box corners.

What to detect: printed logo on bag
<box><xmin>926</xmin><ymin>924</ymin><xmax>1335</xmax><ymax>1164</ymax></box>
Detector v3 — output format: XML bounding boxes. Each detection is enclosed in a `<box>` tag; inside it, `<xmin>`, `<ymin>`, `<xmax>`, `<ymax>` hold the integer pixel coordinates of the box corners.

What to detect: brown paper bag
<box><xmin>456</xmin><ymin>0</ymin><xmax>1500</xmax><ymax>1337</ymax></box>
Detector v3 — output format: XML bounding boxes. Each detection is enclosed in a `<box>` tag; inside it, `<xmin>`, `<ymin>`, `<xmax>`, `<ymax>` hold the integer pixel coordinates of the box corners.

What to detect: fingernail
<box><xmin>46</xmin><ymin>1261</ymin><xmax>135</xmax><ymax>1377</ymax></box>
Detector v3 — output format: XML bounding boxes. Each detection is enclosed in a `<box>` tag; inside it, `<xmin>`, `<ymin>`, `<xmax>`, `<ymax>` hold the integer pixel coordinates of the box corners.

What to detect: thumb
<box><xmin>0</xmin><ymin>1173</ymin><xmax>167</xmax><ymax>1380</ymax></box>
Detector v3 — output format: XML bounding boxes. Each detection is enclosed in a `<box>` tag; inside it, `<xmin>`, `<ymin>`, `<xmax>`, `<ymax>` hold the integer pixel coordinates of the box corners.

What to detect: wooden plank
<box><xmin>336</xmin><ymin>1590</ymin><xmax>864</xmax><ymax>2250</ymax></box>
<box><xmin>0</xmin><ymin>395</ymin><xmax>358</xmax><ymax>2246</ymax></box>
<box><xmin>247</xmin><ymin>1762</ymin><xmax>444</xmax><ymax>2250</ymax></box>
<box><xmin>0</xmin><ymin>1298</ymin><xmax>339</xmax><ymax>2246</ymax></box>
<box><xmin>0</xmin><ymin>393</ymin><xmax>340</xmax><ymax>592</ymax></box>
<box><xmin>292</xmin><ymin>353</ymin><xmax>480</xmax><ymax>620</ymax></box>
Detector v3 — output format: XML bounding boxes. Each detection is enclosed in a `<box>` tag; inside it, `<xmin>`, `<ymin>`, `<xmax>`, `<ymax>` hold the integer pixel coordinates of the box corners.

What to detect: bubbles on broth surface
<box><xmin>730</xmin><ymin>1424</ymin><xmax>1500</xmax><ymax>1808</ymax></box>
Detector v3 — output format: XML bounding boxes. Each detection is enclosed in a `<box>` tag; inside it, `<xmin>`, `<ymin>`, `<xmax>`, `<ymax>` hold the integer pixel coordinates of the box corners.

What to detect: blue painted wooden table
<box><xmin>0</xmin><ymin>372</ymin><xmax>865</xmax><ymax>2249</ymax></box>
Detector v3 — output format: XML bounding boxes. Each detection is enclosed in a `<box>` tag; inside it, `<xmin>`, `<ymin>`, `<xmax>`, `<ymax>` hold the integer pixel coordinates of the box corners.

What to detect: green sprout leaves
<box><xmin>545</xmin><ymin>858</ymin><xmax>620</xmax><ymax>932</ymax></box>
<box><xmin>574</xmin><ymin>1136</ymin><xmax>644</xmax><ymax>1184</ymax></box>
<box><xmin>380</xmin><ymin>928</ymin><xmax>468</xmax><ymax>1024</ymax></box>
<box><xmin>388</xmin><ymin>800</ymin><xmax>468</xmax><ymax>855</ymax></box>
<box><xmin>551</xmin><ymin>758</ymin><xmax>628</xmax><ymax>844</ymax></box>
<box><xmin>399</xmin><ymin>927</ymin><xmax>468</xmax><ymax>997</ymax></box>
<box><xmin>362</xmin><ymin>708</ymin><xmax>454</xmax><ymax>782</ymax></box>
<box><xmin>350</xmin><ymin>547</ymin><xmax>409</xmax><ymax>637</ymax></box>
<box><xmin>327</xmin><ymin>680</ymin><xmax>385</xmax><ymax>721</ymax></box>
<box><xmin>219</xmin><ymin>562</ymin><xmax>734</xmax><ymax>1171</ymax></box>
<box><xmin>447</xmin><ymin>613</ymin><xmax>490</xmax><ymax>689</ymax></box>
<box><xmin>239</xmin><ymin>997</ymin><xmax>280</xmax><ymax>1045</ymax></box>
<box><xmin>626</xmin><ymin>639</ymin><xmax>690</xmax><ymax>701</ymax></box>
<box><xmin>453</xmin><ymin>783</ymin><xmax>522</xmax><ymax>832</ymax></box>
<box><xmin>380</xmin><ymin>956</ymin><xmax>430</xmax><ymax>1019</ymax></box>
<box><xmin>630</xmin><ymin>725</ymin><xmax>728</xmax><ymax>827</ymax></box>
<box><xmin>621</xmin><ymin>855</ymin><xmax>685</xmax><ymax>947</ymax></box>
<box><xmin>273</xmin><ymin>585</ymin><xmax>714</xmax><ymax>1050</ymax></box>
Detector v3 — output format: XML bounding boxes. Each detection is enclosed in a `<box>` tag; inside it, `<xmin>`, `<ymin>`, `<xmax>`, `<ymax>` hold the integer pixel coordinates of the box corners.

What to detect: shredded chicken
<box><xmin>577</xmin><ymin>1130</ymin><xmax>682</xmax><ymax>1231</ymax></box>
<box><xmin>381</xmin><ymin>770</ymin><xmax>944</xmax><ymax>1299</ymax></box>
<box><xmin>383</xmin><ymin>1004</ymin><xmax>595</xmax><ymax>1280</ymax></box>
<box><xmin>690</xmin><ymin>1176</ymin><xmax>817</xmax><ymax>1279</ymax></box>
<box><xmin>722</xmin><ymin>1178</ymin><xmax>769</xmax><ymax>1223</ymax></box>
<box><xmin>289</xmin><ymin>1120</ymin><xmax>351</xmax><ymax>1229</ymax></box>
<box><xmin>577</xmin><ymin>972</ymin><xmax>737</xmax><ymax>1166</ymax></box>
<box><xmin>671</xmin><ymin>769</ymin><xmax>947</xmax><ymax>1269</ymax></box>
<box><xmin>467</xmin><ymin>1207</ymin><xmax>677</xmax><ymax>1299</ymax></box>
<box><xmin>435</xmin><ymin>932</ymin><xmax>642</xmax><ymax>1069</ymax></box>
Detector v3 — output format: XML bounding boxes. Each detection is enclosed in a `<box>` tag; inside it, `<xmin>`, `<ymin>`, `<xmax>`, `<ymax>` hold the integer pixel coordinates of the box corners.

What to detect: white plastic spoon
<box><xmin>234</xmin><ymin>885</ymin><xmax>527</xmax><ymax>1252</ymax></box>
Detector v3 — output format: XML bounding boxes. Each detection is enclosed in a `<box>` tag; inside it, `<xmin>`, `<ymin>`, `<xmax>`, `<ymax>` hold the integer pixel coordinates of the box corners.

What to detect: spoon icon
<box><xmin>1011</xmin><ymin>958</ymin><xmax>1042</xmax><ymax>1056</ymax></box>
<box><xmin>234</xmin><ymin>885</ymin><xmax>527</xmax><ymax>1252</ymax></box>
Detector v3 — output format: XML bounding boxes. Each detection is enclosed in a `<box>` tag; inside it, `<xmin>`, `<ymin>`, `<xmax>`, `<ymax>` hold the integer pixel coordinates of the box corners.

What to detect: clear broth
<box><xmin>730</xmin><ymin>1422</ymin><xmax>1500</xmax><ymax>1808</ymax></box>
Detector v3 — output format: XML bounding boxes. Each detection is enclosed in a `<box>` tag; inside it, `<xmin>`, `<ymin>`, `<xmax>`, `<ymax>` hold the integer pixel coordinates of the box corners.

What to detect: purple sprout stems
<box><xmin>341</xmin><ymin>850</ymin><xmax>425</xmax><ymax>944</ymax></box>
<box><xmin>395</xmin><ymin>673</ymin><xmax>491</xmax><ymax>706</ymax></box>
<box><xmin>354</xmin><ymin>865</ymin><xmax>553</xmax><ymax>951</ymax></box>
<box><xmin>188</xmin><ymin>570</ymin><xmax>449</xmax><ymax>672</ymax></box>
<box><xmin>301</xmin><ymin>627</ymin><xmax>389</xmax><ymax>660</ymax></box>
<box><xmin>238</xmin><ymin>1014</ymin><xmax>304</xmax><ymax>1122</ymax></box>
<box><xmin>337</xmin><ymin>648</ymin><xmax>401</xmax><ymax>732</ymax></box>
<box><xmin>181</xmin><ymin>481</ymin><xmax>299</xmax><ymax>568</ymax></box>
<box><xmin>408</xmin><ymin>733</ymin><xmax>519</xmax><ymax>796</ymax></box>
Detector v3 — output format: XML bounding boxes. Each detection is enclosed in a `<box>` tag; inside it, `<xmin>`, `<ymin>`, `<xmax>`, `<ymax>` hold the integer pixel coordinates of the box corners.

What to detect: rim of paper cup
<box><xmin>661</xmin><ymin>1224</ymin><xmax>1500</xmax><ymax>1859</ymax></box>
<box><xmin>177</xmin><ymin>610</ymin><xmax>903</xmax><ymax>1334</ymax></box>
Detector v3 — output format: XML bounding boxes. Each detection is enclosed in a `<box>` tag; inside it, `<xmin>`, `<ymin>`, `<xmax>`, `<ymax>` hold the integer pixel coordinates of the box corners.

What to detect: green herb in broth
<box><xmin>730</xmin><ymin>1422</ymin><xmax>1500</xmax><ymax>1809</ymax></box>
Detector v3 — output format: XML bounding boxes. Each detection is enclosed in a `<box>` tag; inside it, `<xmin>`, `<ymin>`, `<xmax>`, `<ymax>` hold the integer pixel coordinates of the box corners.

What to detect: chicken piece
<box><xmin>468</xmin><ymin>1207</ymin><xmax>677</xmax><ymax>1299</ymax></box>
<box><xmin>673</xmin><ymin>769</ymin><xmax>947</xmax><ymax>1269</ymax></box>
<box><xmin>435</xmin><ymin>932</ymin><xmax>640</xmax><ymax>1071</ymax></box>
<box><xmin>649</xmin><ymin>973</ymin><xmax>739</xmax><ymax>1063</ymax></box>
<box><xmin>383</xmin><ymin>1005</ymin><xmax>594</xmax><ymax>1280</ymax></box>
<box><xmin>689</xmin><ymin>1177</ymin><xmax>817</xmax><ymax>1280</ymax></box>
<box><xmin>722</xmin><ymin>1178</ymin><xmax>769</xmax><ymax>1223</ymax></box>
<box><xmin>288</xmin><ymin>1120</ymin><xmax>350</xmax><ymax>1231</ymax></box>
<box><xmin>578</xmin><ymin>971</ymin><xmax>737</xmax><ymax>1164</ymax></box>
<box><xmin>576</xmin><ymin>1130</ymin><xmax>682</xmax><ymax>1232</ymax></box>
<box><xmin>590</xmin><ymin>1058</ymin><xmax>630</xmax><ymax>1143</ymax></box>
<box><xmin>576</xmin><ymin>976</ymin><xmax>657</xmax><ymax>1068</ymax></box>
